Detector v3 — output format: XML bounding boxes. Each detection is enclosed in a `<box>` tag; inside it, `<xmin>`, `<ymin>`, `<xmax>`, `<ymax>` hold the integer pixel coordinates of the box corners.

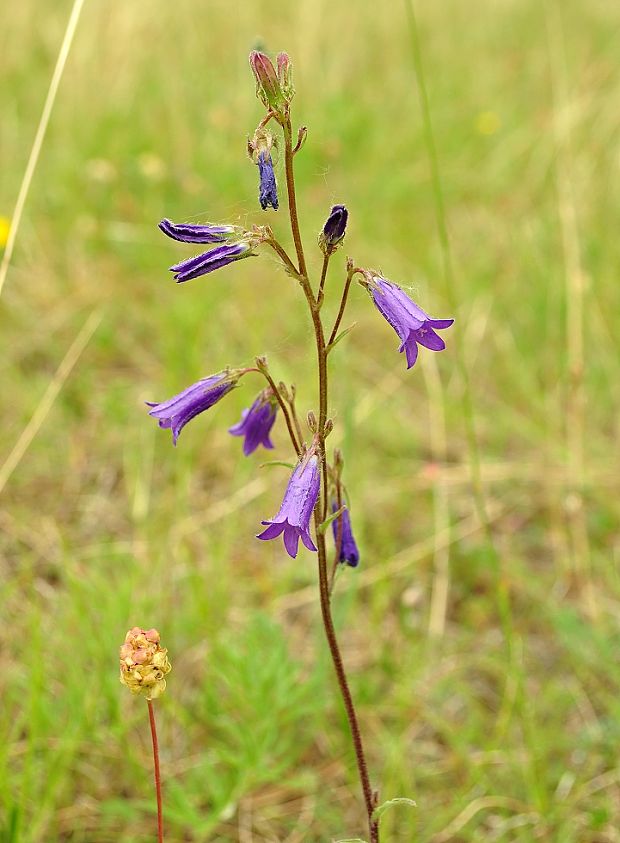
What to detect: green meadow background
<box><xmin>2</xmin><ymin>0</ymin><xmax>620</xmax><ymax>840</ymax></box>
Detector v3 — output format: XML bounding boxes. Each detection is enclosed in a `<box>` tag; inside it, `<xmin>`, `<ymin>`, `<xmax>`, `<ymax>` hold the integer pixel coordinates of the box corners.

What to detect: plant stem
<box><xmin>317</xmin><ymin>253</ymin><xmax>330</xmax><ymax>306</ymax></box>
<box><xmin>147</xmin><ymin>700</ymin><xmax>164</xmax><ymax>843</ymax></box>
<box><xmin>328</xmin><ymin>266</ymin><xmax>356</xmax><ymax>347</ymax></box>
<box><xmin>315</xmin><ymin>526</ymin><xmax>379</xmax><ymax>842</ymax></box>
<box><xmin>265</xmin><ymin>237</ymin><xmax>301</xmax><ymax>280</ymax></box>
<box><xmin>260</xmin><ymin>369</ymin><xmax>302</xmax><ymax>455</ymax></box>
<box><xmin>283</xmin><ymin>116</ymin><xmax>379</xmax><ymax>843</ymax></box>
<box><xmin>283</xmin><ymin>117</ymin><xmax>308</xmax><ymax>279</ymax></box>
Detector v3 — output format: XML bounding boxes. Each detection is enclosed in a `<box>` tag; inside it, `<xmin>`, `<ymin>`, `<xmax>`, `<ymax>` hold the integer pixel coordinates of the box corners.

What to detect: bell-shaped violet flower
<box><xmin>319</xmin><ymin>204</ymin><xmax>348</xmax><ymax>253</ymax></box>
<box><xmin>147</xmin><ymin>371</ymin><xmax>237</xmax><ymax>445</ymax></box>
<box><xmin>170</xmin><ymin>241</ymin><xmax>254</xmax><ymax>283</ymax></box>
<box><xmin>258</xmin><ymin>151</ymin><xmax>278</xmax><ymax>210</ymax></box>
<box><xmin>257</xmin><ymin>456</ymin><xmax>320</xmax><ymax>558</ymax></box>
<box><xmin>331</xmin><ymin>502</ymin><xmax>360</xmax><ymax>568</ymax></box>
<box><xmin>159</xmin><ymin>218</ymin><xmax>244</xmax><ymax>244</ymax></box>
<box><xmin>366</xmin><ymin>276</ymin><xmax>454</xmax><ymax>369</ymax></box>
<box><xmin>229</xmin><ymin>390</ymin><xmax>278</xmax><ymax>456</ymax></box>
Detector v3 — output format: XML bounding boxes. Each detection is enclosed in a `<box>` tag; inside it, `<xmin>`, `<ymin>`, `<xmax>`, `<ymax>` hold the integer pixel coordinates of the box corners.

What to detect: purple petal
<box><xmin>283</xmin><ymin>526</ymin><xmax>300</xmax><ymax>558</ymax></box>
<box><xmin>428</xmin><ymin>318</ymin><xmax>454</xmax><ymax>330</ymax></box>
<box><xmin>257</xmin><ymin>521</ymin><xmax>286</xmax><ymax>541</ymax></box>
<box><xmin>414</xmin><ymin>326</ymin><xmax>446</xmax><ymax>351</ymax></box>
<box><xmin>158</xmin><ymin>218</ymin><xmax>239</xmax><ymax>244</ymax></box>
<box><xmin>401</xmin><ymin>337</ymin><xmax>419</xmax><ymax>369</ymax></box>
<box><xmin>299</xmin><ymin>529</ymin><xmax>317</xmax><ymax>552</ymax></box>
<box><xmin>258</xmin><ymin>152</ymin><xmax>278</xmax><ymax>210</ymax></box>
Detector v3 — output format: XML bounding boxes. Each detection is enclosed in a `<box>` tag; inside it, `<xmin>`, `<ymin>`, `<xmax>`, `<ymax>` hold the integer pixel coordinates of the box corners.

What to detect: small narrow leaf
<box><xmin>326</xmin><ymin>322</ymin><xmax>357</xmax><ymax>353</ymax></box>
<box><xmin>372</xmin><ymin>797</ymin><xmax>417</xmax><ymax>823</ymax></box>
<box><xmin>317</xmin><ymin>504</ymin><xmax>347</xmax><ymax>535</ymax></box>
<box><xmin>259</xmin><ymin>460</ymin><xmax>296</xmax><ymax>470</ymax></box>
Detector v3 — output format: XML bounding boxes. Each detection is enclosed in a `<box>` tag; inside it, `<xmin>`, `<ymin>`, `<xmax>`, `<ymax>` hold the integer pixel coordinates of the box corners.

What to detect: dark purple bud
<box><xmin>169</xmin><ymin>241</ymin><xmax>255</xmax><ymax>283</ymax></box>
<box><xmin>249</xmin><ymin>51</ymin><xmax>285</xmax><ymax>112</ymax></box>
<box><xmin>257</xmin><ymin>456</ymin><xmax>320</xmax><ymax>558</ymax></box>
<box><xmin>331</xmin><ymin>503</ymin><xmax>360</xmax><ymax>568</ymax></box>
<box><xmin>320</xmin><ymin>205</ymin><xmax>348</xmax><ymax>253</ymax></box>
<box><xmin>158</xmin><ymin>218</ymin><xmax>243</xmax><ymax>244</ymax></box>
<box><xmin>363</xmin><ymin>276</ymin><xmax>454</xmax><ymax>369</ymax></box>
<box><xmin>257</xmin><ymin>152</ymin><xmax>278</xmax><ymax>210</ymax></box>
<box><xmin>229</xmin><ymin>391</ymin><xmax>278</xmax><ymax>456</ymax></box>
<box><xmin>146</xmin><ymin>371</ymin><xmax>238</xmax><ymax>445</ymax></box>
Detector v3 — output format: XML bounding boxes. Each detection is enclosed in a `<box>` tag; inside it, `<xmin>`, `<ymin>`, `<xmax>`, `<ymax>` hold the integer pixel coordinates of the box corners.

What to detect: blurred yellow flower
<box><xmin>120</xmin><ymin>627</ymin><xmax>171</xmax><ymax>700</ymax></box>
<box><xmin>0</xmin><ymin>217</ymin><xmax>11</xmax><ymax>248</ymax></box>
<box><xmin>476</xmin><ymin>111</ymin><xmax>502</xmax><ymax>136</ymax></box>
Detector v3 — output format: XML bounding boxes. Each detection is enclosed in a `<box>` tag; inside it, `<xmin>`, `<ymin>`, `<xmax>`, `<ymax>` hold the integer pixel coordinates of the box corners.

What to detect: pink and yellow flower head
<box><xmin>119</xmin><ymin>627</ymin><xmax>171</xmax><ymax>700</ymax></box>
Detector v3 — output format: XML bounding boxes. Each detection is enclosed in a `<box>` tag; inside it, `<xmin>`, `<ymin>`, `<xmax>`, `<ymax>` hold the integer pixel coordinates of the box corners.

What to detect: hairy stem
<box><xmin>260</xmin><ymin>369</ymin><xmax>301</xmax><ymax>455</ymax></box>
<box><xmin>328</xmin><ymin>266</ymin><xmax>356</xmax><ymax>348</ymax></box>
<box><xmin>265</xmin><ymin>237</ymin><xmax>301</xmax><ymax>279</ymax></box>
<box><xmin>317</xmin><ymin>253</ymin><xmax>330</xmax><ymax>307</ymax></box>
<box><xmin>315</xmin><ymin>526</ymin><xmax>379</xmax><ymax>842</ymax></box>
<box><xmin>147</xmin><ymin>700</ymin><xmax>164</xmax><ymax>843</ymax></box>
<box><xmin>283</xmin><ymin>117</ymin><xmax>309</xmax><ymax>279</ymax></box>
<box><xmin>283</xmin><ymin>118</ymin><xmax>379</xmax><ymax>843</ymax></box>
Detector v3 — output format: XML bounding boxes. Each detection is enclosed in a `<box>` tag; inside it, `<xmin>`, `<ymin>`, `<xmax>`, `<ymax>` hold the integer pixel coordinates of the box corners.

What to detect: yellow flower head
<box><xmin>119</xmin><ymin>627</ymin><xmax>171</xmax><ymax>700</ymax></box>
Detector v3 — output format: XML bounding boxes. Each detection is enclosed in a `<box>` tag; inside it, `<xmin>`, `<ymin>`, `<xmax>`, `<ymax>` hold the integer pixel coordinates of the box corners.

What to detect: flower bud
<box><xmin>249</xmin><ymin>51</ymin><xmax>286</xmax><ymax>113</ymax></box>
<box><xmin>278</xmin><ymin>381</ymin><xmax>291</xmax><ymax>402</ymax></box>
<box><xmin>319</xmin><ymin>205</ymin><xmax>348</xmax><ymax>255</ymax></box>
<box><xmin>324</xmin><ymin>418</ymin><xmax>334</xmax><ymax>437</ymax></box>
<box><xmin>119</xmin><ymin>627</ymin><xmax>171</xmax><ymax>700</ymax></box>
<box><xmin>277</xmin><ymin>52</ymin><xmax>295</xmax><ymax>102</ymax></box>
<box><xmin>255</xmin><ymin>355</ymin><xmax>269</xmax><ymax>374</ymax></box>
<box><xmin>307</xmin><ymin>411</ymin><xmax>317</xmax><ymax>433</ymax></box>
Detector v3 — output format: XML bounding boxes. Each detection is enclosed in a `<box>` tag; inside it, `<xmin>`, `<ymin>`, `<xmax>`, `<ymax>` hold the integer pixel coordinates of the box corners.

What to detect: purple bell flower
<box><xmin>320</xmin><ymin>204</ymin><xmax>348</xmax><ymax>252</ymax></box>
<box><xmin>229</xmin><ymin>391</ymin><xmax>278</xmax><ymax>456</ymax></box>
<box><xmin>257</xmin><ymin>151</ymin><xmax>278</xmax><ymax>210</ymax></box>
<box><xmin>331</xmin><ymin>503</ymin><xmax>360</xmax><ymax>568</ymax></box>
<box><xmin>169</xmin><ymin>241</ymin><xmax>254</xmax><ymax>283</ymax></box>
<box><xmin>146</xmin><ymin>371</ymin><xmax>237</xmax><ymax>445</ymax></box>
<box><xmin>158</xmin><ymin>218</ymin><xmax>243</xmax><ymax>244</ymax></box>
<box><xmin>257</xmin><ymin>455</ymin><xmax>320</xmax><ymax>558</ymax></box>
<box><xmin>366</xmin><ymin>277</ymin><xmax>454</xmax><ymax>369</ymax></box>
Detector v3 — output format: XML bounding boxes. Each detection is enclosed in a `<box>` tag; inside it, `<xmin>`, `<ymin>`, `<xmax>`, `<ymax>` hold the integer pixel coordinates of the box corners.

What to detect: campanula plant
<box><xmin>146</xmin><ymin>49</ymin><xmax>453</xmax><ymax>842</ymax></box>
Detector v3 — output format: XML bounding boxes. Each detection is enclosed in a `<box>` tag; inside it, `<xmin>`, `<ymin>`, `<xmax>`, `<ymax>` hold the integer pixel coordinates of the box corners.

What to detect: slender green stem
<box><xmin>315</xmin><ymin>525</ymin><xmax>379</xmax><ymax>842</ymax></box>
<box><xmin>264</xmin><ymin>237</ymin><xmax>301</xmax><ymax>279</ymax></box>
<box><xmin>287</xmin><ymin>388</ymin><xmax>305</xmax><ymax>451</ymax></box>
<box><xmin>317</xmin><ymin>253</ymin><xmax>331</xmax><ymax>307</ymax></box>
<box><xmin>260</xmin><ymin>370</ymin><xmax>301</xmax><ymax>455</ymax></box>
<box><xmin>283</xmin><ymin>117</ymin><xmax>309</xmax><ymax>279</ymax></box>
<box><xmin>328</xmin><ymin>267</ymin><xmax>356</xmax><ymax>348</ymax></box>
<box><xmin>283</xmin><ymin>119</ymin><xmax>379</xmax><ymax>843</ymax></box>
<box><xmin>403</xmin><ymin>0</ymin><xmax>514</xmax><ymax>655</ymax></box>
<box><xmin>147</xmin><ymin>700</ymin><xmax>164</xmax><ymax>843</ymax></box>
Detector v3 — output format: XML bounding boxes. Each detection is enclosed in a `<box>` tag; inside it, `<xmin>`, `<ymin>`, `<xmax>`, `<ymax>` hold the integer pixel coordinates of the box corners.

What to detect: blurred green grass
<box><xmin>1</xmin><ymin>0</ymin><xmax>620</xmax><ymax>840</ymax></box>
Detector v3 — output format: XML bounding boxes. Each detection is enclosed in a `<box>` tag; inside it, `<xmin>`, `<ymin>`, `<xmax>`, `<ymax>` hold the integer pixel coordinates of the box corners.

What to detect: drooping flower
<box><xmin>229</xmin><ymin>389</ymin><xmax>278</xmax><ymax>456</ymax></box>
<box><xmin>331</xmin><ymin>502</ymin><xmax>360</xmax><ymax>568</ymax></box>
<box><xmin>319</xmin><ymin>204</ymin><xmax>348</xmax><ymax>253</ymax></box>
<box><xmin>119</xmin><ymin>627</ymin><xmax>171</xmax><ymax>700</ymax></box>
<box><xmin>158</xmin><ymin>218</ymin><xmax>243</xmax><ymax>244</ymax></box>
<box><xmin>257</xmin><ymin>151</ymin><xmax>278</xmax><ymax>210</ymax></box>
<box><xmin>363</xmin><ymin>275</ymin><xmax>454</xmax><ymax>369</ymax></box>
<box><xmin>147</xmin><ymin>371</ymin><xmax>238</xmax><ymax>445</ymax></box>
<box><xmin>169</xmin><ymin>241</ymin><xmax>255</xmax><ymax>283</ymax></box>
<box><xmin>257</xmin><ymin>455</ymin><xmax>320</xmax><ymax>558</ymax></box>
